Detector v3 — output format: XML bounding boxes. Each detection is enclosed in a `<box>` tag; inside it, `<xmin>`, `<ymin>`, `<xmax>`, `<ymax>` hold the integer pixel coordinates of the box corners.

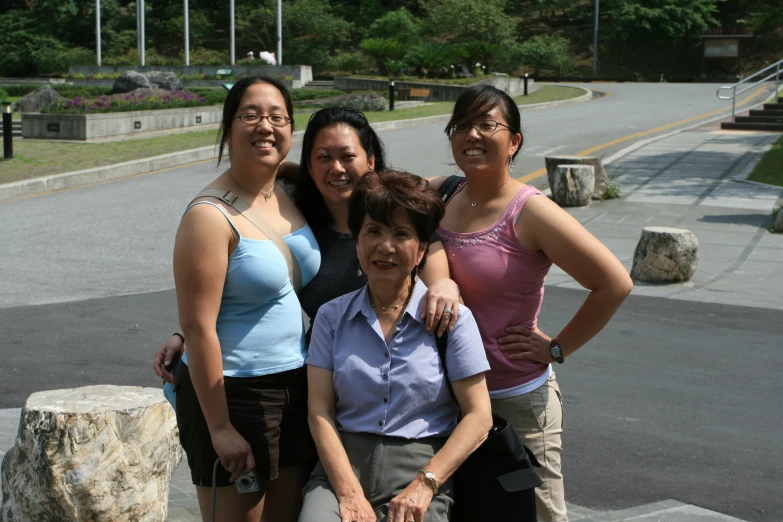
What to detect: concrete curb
<box><xmin>0</xmin><ymin>87</ymin><xmax>592</xmax><ymax>202</ymax></box>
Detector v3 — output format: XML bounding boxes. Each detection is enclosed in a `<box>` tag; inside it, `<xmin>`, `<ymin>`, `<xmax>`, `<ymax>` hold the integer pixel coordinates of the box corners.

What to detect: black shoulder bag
<box><xmin>435</xmin><ymin>176</ymin><xmax>542</xmax><ymax>522</ymax></box>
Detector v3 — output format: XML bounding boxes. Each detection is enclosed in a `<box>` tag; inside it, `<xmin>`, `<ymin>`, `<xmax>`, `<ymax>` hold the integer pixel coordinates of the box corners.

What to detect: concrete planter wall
<box><xmin>69</xmin><ymin>65</ymin><xmax>312</xmax><ymax>88</ymax></box>
<box><xmin>22</xmin><ymin>105</ymin><xmax>222</xmax><ymax>141</ymax></box>
<box><xmin>333</xmin><ymin>77</ymin><xmax>534</xmax><ymax>102</ymax></box>
<box><xmin>67</xmin><ymin>79</ymin><xmax>294</xmax><ymax>89</ymax></box>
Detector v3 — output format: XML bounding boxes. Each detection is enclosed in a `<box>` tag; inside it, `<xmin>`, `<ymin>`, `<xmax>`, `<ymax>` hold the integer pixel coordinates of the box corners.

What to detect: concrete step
<box><xmin>305</xmin><ymin>81</ymin><xmax>335</xmax><ymax>89</ymax></box>
<box><xmin>721</xmin><ymin>121</ymin><xmax>783</xmax><ymax>131</ymax></box>
<box><xmin>763</xmin><ymin>103</ymin><xmax>783</xmax><ymax>110</ymax></box>
<box><xmin>749</xmin><ymin>109</ymin><xmax>783</xmax><ymax>117</ymax></box>
<box><xmin>735</xmin><ymin>115</ymin><xmax>783</xmax><ymax>124</ymax></box>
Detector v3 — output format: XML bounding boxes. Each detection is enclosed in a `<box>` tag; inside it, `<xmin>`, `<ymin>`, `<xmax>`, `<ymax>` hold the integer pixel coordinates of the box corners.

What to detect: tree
<box><xmin>360</xmin><ymin>38</ymin><xmax>409</xmax><ymax>74</ymax></box>
<box><xmin>367</xmin><ymin>8</ymin><xmax>421</xmax><ymax>45</ymax></box>
<box><xmin>282</xmin><ymin>0</ymin><xmax>353</xmax><ymax>67</ymax></box>
<box><xmin>603</xmin><ymin>0</ymin><xmax>722</xmax><ymax>40</ymax></box>
<box><xmin>404</xmin><ymin>42</ymin><xmax>458</xmax><ymax>77</ymax></box>
<box><xmin>516</xmin><ymin>35</ymin><xmax>573</xmax><ymax>77</ymax></box>
<box><xmin>424</xmin><ymin>0</ymin><xmax>515</xmax><ymax>45</ymax></box>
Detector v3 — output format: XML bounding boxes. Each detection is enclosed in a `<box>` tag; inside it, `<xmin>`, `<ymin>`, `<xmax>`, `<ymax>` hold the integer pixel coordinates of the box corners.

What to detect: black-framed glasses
<box><xmin>234</xmin><ymin>113</ymin><xmax>291</xmax><ymax>127</ymax></box>
<box><xmin>449</xmin><ymin>120</ymin><xmax>513</xmax><ymax>135</ymax></box>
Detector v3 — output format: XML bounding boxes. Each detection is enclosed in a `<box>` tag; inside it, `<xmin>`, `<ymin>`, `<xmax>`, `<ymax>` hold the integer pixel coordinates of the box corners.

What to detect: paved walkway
<box><xmin>3</xmin><ymin>127</ymin><xmax>779</xmax><ymax>521</ymax></box>
<box><xmin>550</xmin><ymin>129</ymin><xmax>783</xmax><ymax>311</ymax></box>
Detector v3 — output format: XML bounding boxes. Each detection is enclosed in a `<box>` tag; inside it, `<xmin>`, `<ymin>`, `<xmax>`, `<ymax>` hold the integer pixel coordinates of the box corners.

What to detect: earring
<box><xmin>509</xmin><ymin>157</ymin><xmax>514</xmax><ymax>171</ymax></box>
<box><xmin>357</xmin><ymin>268</ymin><xmax>363</xmax><ymax>277</ymax></box>
<box><xmin>412</xmin><ymin>266</ymin><xmax>419</xmax><ymax>283</ymax></box>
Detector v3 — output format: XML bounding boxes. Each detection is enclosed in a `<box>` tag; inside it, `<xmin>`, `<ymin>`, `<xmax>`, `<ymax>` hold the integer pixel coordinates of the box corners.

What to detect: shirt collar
<box><xmin>348</xmin><ymin>279</ymin><xmax>428</xmax><ymax>325</ymax></box>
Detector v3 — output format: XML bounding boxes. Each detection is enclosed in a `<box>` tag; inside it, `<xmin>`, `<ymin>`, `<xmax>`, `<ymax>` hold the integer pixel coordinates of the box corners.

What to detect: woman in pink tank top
<box><xmin>434</xmin><ymin>85</ymin><xmax>633</xmax><ymax>522</ymax></box>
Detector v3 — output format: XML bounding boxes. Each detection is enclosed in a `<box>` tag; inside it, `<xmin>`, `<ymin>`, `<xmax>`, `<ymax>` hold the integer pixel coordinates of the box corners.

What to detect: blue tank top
<box><xmin>181</xmin><ymin>199</ymin><xmax>320</xmax><ymax>377</ymax></box>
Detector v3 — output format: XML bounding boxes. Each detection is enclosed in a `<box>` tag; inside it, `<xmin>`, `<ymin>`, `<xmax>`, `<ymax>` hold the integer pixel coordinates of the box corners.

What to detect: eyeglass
<box><xmin>449</xmin><ymin>120</ymin><xmax>513</xmax><ymax>135</ymax></box>
<box><xmin>234</xmin><ymin>113</ymin><xmax>291</xmax><ymax>126</ymax></box>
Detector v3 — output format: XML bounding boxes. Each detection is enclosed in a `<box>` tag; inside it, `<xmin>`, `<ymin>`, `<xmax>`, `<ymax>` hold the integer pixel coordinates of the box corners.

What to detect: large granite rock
<box><xmin>545</xmin><ymin>155</ymin><xmax>609</xmax><ymax>199</ymax></box>
<box><xmin>11</xmin><ymin>86</ymin><xmax>63</xmax><ymax>113</ymax></box>
<box><xmin>324</xmin><ymin>92</ymin><xmax>388</xmax><ymax>112</ymax></box>
<box><xmin>146</xmin><ymin>71</ymin><xmax>183</xmax><ymax>91</ymax></box>
<box><xmin>631</xmin><ymin>227</ymin><xmax>699</xmax><ymax>283</ymax></box>
<box><xmin>549</xmin><ymin>164</ymin><xmax>594</xmax><ymax>207</ymax></box>
<box><xmin>1</xmin><ymin>385</ymin><xmax>182</xmax><ymax>522</ymax></box>
<box><xmin>773</xmin><ymin>209</ymin><xmax>783</xmax><ymax>233</ymax></box>
<box><xmin>112</xmin><ymin>71</ymin><xmax>152</xmax><ymax>93</ymax></box>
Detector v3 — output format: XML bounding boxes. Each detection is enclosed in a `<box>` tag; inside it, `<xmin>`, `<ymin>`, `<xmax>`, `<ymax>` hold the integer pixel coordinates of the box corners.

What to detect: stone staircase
<box><xmin>721</xmin><ymin>100</ymin><xmax>783</xmax><ymax>131</ymax></box>
<box><xmin>305</xmin><ymin>80</ymin><xmax>335</xmax><ymax>90</ymax></box>
<box><xmin>0</xmin><ymin>120</ymin><xmax>22</xmax><ymax>138</ymax></box>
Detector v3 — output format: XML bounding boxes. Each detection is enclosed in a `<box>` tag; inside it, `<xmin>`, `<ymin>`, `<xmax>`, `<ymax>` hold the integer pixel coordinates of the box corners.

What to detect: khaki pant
<box><xmin>491</xmin><ymin>372</ymin><xmax>567</xmax><ymax>522</ymax></box>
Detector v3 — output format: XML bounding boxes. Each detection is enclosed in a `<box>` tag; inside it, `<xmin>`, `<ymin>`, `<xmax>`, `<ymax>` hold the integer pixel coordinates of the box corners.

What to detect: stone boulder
<box><xmin>112</xmin><ymin>71</ymin><xmax>152</xmax><ymax>93</ymax></box>
<box><xmin>774</xmin><ymin>209</ymin><xmax>783</xmax><ymax>233</ymax></box>
<box><xmin>11</xmin><ymin>85</ymin><xmax>63</xmax><ymax>113</ymax></box>
<box><xmin>631</xmin><ymin>227</ymin><xmax>699</xmax><ymax>283</ymax></box>
<box><xmin>1</xmin><ymin>385</ymin><xmax>182</xmax><ymax>522</ymax></box>
<box><xmin>545</xmin><ymin>155</ymin><xmax>610</xmax><ymax>199</ymax></box>
<box><xmin>323</xmin><ymin>92</ymin><xmax>388</xmax><ymax>112</ymax></box>
<box><xmin>549</xmin><ymin>164</ymin><xmax>594</xmax><ymax>207</ymax></box>
<box><xmin>146</xmin><ymin>71</ymin><xmax>183</xmax><ymax>91</ymax></box>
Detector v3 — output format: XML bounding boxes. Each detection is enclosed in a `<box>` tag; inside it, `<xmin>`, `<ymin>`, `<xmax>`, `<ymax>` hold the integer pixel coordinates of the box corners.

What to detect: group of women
<box><xmin>153</xmin><ymin>75</ymin><xmax>633</xmax><ymax>522</ymax></box>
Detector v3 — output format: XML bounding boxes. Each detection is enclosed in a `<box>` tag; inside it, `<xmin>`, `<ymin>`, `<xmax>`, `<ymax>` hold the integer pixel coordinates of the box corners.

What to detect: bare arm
<box><xmin>419</xmin><ymin>242</ymin><xmax>461</xmax><ymax>335</ymax></box>
<box><xmin>500</xmin><ymin>196</ymin><xmax>633</xmax><ymax>362</ymax></box>
<box><xmin>174</xmin><ymin>204</ymin><xmax>254</xmax><ymax>481</ymax></box>
<box><xmin>388</xmin><ymin>373</ymin><xmax>492</xmax><ymax>522</ymax></box>
<box><xmin>276</xmin><ymin>160</ymin><xmax>301</xmax><ymax>184</ymax></box>
<box><xmin>307</xmin><ymin>366</ymin><xmax>376</xmax><ymax>522</ymax></box>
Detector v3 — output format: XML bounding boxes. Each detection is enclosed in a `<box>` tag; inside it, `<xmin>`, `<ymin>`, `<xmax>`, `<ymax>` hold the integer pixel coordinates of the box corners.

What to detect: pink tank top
<box><xmin>438</xmin><ymin>182</ymin><xmax>552</xmax><ymax>392</ymax></box>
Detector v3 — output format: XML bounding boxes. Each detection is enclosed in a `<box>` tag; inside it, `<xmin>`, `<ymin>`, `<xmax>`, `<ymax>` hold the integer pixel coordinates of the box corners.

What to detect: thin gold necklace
<box><xmin>370</xmin><ymin>290</ymin><xmax>413</xmax><ymax>312</ymax></box>
<box><xmin>229</xmin><ymin>170</ymin><xmax>275</xmax><ymax>201</ymax></box>
<box><xmin>467</xmin><ymin>178</ymin><xmax>510</xmax><ymax>207</ymax></box>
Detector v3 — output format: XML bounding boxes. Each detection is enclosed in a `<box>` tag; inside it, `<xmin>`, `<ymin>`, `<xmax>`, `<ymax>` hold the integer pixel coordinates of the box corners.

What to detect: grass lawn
<box><xmin>747</xmin><ymin>135</ymin><xmax>783</xmax><ymax>187</ymax></box>
<box><xmin>0</xmin><ymin>86</ymin><xmax>585</xmax><ymax>184</ymax></box>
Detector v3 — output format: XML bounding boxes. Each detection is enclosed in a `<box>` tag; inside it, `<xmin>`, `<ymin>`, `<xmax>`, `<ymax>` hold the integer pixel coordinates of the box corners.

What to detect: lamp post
<box><xmin>184</xmin><ymin>0</ymin><xmax>190</xmax><ymax>66</ymax></box>
<box><xmin>230</xmin><ymin>0</ymin><xmax>235</xmax><ymax>65</ymax></box>
<box><xmin>96</xmin><ymin>0</ymin><xmax>101</xmax><ymax>66</ymax></box>
<box><xmin>593</xmin><ymin>0</ymin><xmax>599</xmax><ymax>75</ymax></box>
<box><xmin>2</xmin><ymin>103</ymin><xmax>12</xmax><ymax>160</ymax></box>
<box><xmin>137</xmin><ymin>0</ymin><xmax>146</xmax><ymax>66</ymax></box>
<box><xmin>277</xmin><ymin>0</ymin><xmax>282</xmax><ymax>65</ymax></box>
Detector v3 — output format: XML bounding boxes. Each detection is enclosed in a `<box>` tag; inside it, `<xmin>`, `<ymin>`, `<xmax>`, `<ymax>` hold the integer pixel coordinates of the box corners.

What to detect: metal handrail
<box><xmin>717</xmin><ymin>58</ymin><xmax>782</xmax><ymax>119</ymax></box>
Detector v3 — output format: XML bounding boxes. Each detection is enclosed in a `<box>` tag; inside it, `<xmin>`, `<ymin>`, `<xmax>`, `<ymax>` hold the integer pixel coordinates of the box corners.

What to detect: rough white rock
<box><xmin>1</xmin><ymin>385</ymin><xmax>182</xmax><ymax>522</ymax></box>
<box><xmin>549</xmin><ymin>164</ymin><xmax>595</xmax><ymax>207</ymax></box>
<box><xmin>773</xmin><ymin>209</ymin><xmax>783</xmax><ymax>233</ymax></box>
<box><xmin>545</xmin><ymin>155</ymin><xmax>609</xmax><ymax>199</ymax></box>
<box><xmin>631</xmin><ymin>227</ymin><xmax>699</xmax><ymax>283</ymax></box>
<box><xmin>11</xmin><ymin>86</ymin><xmax>63</xmax><ymax>113</ymax></box>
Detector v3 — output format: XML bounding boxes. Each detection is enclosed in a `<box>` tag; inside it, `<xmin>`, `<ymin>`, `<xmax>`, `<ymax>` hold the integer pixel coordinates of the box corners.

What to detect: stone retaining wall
<box><xmin>22</xmin><ymin>106</ymin><xmax>222</xmax><ymax>140</ymax></box>
<box><xmin>69</xmin><ymin>65</ymin><xmax>313</xmax><ymax>88</ymax></box>
<box><xmin>333</xmin><ymin>77</ymin><xmax>535</xmax><ymax>102</ymax></box>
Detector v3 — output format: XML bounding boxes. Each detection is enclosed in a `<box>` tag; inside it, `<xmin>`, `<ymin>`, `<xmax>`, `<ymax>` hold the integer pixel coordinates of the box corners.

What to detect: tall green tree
<box><xmin>424</xmin><ymin>0</ymin><xmax>515</xmax><ymax>45</ymax></box>
<box><xmin>603</xmin><ymin>0</ymin><xmax>722</xmax><ymax>40</ymax></box>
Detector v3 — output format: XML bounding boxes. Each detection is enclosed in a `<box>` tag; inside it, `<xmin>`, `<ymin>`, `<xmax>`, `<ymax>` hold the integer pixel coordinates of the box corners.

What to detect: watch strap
<box><xmin>420</xmin><ymin>467</ymin><xmax>438</xmax><ymax>495</ymax></box>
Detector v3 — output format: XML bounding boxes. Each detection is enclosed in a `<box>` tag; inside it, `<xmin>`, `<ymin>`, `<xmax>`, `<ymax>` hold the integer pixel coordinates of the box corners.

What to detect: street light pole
<box><xmin>96</xmin><ymin>0</ymin><xmax>101</xmax><ymax>66</ymax></box>
<box><xmin>277</xmin><ymin>0</ymin><xmax>282</xmax><ymax>65</ymax></box>
<box><xmin>184</xmin><ymin>0</ymin><xmax>190</xmax><ymax>66</ymax></box>
<box><xmin>139</xmin><ymin>0</ymin><xmax>146</xmax><ymax>66</ymax></box>
<box><xmin>230</xmin><ymin>0</ymin><xmax>235</xmax><ymax>65</ymax></box>
<box><xmin>593</xmin><ymin>0</ymin><xmax>599</xmax><ymax>75</ymax></box>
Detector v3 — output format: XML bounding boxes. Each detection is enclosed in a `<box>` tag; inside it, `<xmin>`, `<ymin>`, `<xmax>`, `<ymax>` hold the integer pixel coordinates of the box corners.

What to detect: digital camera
<box><xmin>235</xmin><ymin>470</ymin><xmax>261</xmax><ymax>494</ymax></box>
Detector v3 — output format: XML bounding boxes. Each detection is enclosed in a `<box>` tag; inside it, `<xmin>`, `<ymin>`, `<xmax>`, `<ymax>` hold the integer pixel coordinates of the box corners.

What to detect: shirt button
<box><xmin>384</xmin><ymin>351</ymin><xmax>389</xmax><ymax>358</ymax></box>
<box><xmin>383</xmin><ymin>397</ymin><xmax>388</xmax><ymax>403</ymax></box>
<box><xmin>378</xmin><ymin>420</ymin><xmax>384</xmax><ymax>426</ymax></box>
<box><xmin>383</xmin><ymin>374</ymin><xmax>388</xmax><ymax>380</ymax></box>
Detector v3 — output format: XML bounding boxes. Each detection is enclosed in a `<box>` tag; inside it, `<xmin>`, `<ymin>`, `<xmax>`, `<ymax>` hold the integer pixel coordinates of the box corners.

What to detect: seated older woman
<box><xmin>301</xmin><ymin>170</ymin><xmax>493</xmax><ymax>522</ymax></box>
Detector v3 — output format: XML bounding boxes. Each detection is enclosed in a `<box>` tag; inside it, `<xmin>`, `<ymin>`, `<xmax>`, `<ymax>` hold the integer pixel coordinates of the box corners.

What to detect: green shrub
<box><xmin>517</xmin><ymin>35</ymin><xmax>574</xmax><ymax>77</ymax></box>
<box><xmin>186</xmin><ymin>88</ymin><xmax>228</xmax><ymax>105</ymax></box>
<box><xmin>45</xmin><ymin>90</ymin><xmax>210</xmax><ymax>114</ymax></box>
<box><xmin>104</xmin><ymin>48</ymin><xmax>180</xmax><ymax>67</ymax></box>
<box><xmin>289</xmin><ymin>89</ymin><xmax>346</xmax><ymax>101</ymax></box>
<box><xmin>0</xmin><ymin>89</ymin><xmax>7</xmax><ymax>103</ymax></box>
<box><xmin>404</xmin><ymin>42</ymin><xmax>459</xmax><ymax>77</ymax></box>
<box><xmin>37</xmin><ymin>47</ymin><xmax>96</xmax><ymax>75</ymax></box>
<box><xmin>187</xmin><ymin>48</ymin><xmax>230</xmax><ymax>66</ymax></box>
<box><xmin>324</xmin><ymin>51</ymin><xmax>373</xmax><ymax>75</ymax></box>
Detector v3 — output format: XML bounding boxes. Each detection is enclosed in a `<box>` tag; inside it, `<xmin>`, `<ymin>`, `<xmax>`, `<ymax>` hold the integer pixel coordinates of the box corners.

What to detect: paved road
<box><xmin>1</xmin><ymin>83</ymin><xmax>781</xmax><ymax>521</ymax></box>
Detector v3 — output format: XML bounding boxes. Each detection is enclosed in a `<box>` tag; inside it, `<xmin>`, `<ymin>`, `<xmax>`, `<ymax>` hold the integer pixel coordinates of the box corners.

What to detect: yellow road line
<box><xmin>516</xmin><ymin>85</ymin><xmax>768</xmax><ymax>184</ymax></box>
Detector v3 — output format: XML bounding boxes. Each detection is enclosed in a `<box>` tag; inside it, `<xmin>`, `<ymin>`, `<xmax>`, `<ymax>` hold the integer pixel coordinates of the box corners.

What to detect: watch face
<box><xmin>550</xmin><ymin>344</ymin><xmax>563</xmax><ymax>361</ymax></box>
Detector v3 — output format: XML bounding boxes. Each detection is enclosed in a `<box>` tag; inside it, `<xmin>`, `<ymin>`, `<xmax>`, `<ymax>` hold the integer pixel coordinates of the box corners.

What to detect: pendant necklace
<box><xmin>469</xmin><ymin>178</ymin><xmax>510</xmax><ymax>207</ymax></box>
<box><xmin>229</xmin><ymin>170</ymin><xmax>275</xmax><ymax>201</ymax></box>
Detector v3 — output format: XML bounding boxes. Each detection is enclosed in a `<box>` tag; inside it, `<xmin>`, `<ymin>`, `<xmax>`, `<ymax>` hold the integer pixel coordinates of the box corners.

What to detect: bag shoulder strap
<box><xmin>437</xmin><ymin>175</ymin><xmax>463</xmax><ymax>204</ymax></box>
<box><xmin>192</xmin><ymin>189</ymin><xmax>302</xmax><ymax>294</ymax></box>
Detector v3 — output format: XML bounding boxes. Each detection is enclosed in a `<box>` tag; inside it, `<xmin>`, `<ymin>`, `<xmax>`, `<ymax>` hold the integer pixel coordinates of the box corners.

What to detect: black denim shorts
<box><xmin>175</xmin><ymin>364</ymin><xmax>316</xmax><ymax>488</ymax></box>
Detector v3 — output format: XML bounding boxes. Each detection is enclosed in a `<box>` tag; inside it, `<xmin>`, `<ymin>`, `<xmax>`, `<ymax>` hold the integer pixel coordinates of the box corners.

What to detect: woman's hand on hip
<box><xmin>337</xmin><ymin>493</ymin><xmax>377</xmax><ymax>522</ymax></box>
<box><xmin>421</xmin><ymin>278</ymin><xmax>460</xmax><ymax>337</ymax></box>
<box><xmin>153</xmin><ymin>334</ymin><xmax>185</xmax><ymax>384</ymax></box>
<box><xmin>210</xmin><ymin>425</ymin><xmax>255</xmax><ymax>483</ymax></box>
<box><xmin>498</xmin><ymin>325</ymin><xmax>553</xmax><ymax>364</ymax></box>
<box><xmin>388</xmin><ymin>474</ymin><xmax>434</xmax><ymax>522</ymax></box>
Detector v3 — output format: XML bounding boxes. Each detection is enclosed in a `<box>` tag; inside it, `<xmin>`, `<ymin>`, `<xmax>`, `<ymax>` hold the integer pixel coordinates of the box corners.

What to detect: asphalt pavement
<box><xmin>1</xmin><ymin>83</ymin><xmax>782</xmax><ymax>522</ymax></box>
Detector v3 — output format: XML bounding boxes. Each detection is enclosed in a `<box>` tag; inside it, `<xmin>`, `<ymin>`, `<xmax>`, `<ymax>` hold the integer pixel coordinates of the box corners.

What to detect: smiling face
<box><xmin>225</xmin><ymin>82</ymin><xmax>292</xmax><ymax>171</ymax></box>
<box><xmin>308</xmin><ymin>123</ymin><xmax>375</xmax><ymax>208</ymax></box>
<box><xmin>449</xmin><ymin>106</ymin><xmax>522</xmax><ymax>177</ymax></box>
<box><xmin>356</xmin><ymin>210</ymin><xmax>426</xmax><ymax>287</ymax></box>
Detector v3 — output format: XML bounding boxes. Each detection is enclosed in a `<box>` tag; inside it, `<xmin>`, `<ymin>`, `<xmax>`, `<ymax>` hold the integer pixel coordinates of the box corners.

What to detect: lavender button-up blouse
<box><xmin>306</xmin><ymin>280</ymin><xmax>490</xmax><ymax>439</ymax></box>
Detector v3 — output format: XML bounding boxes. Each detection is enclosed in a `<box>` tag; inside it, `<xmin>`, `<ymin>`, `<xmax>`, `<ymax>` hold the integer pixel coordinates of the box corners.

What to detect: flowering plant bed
<box><xmin>45</xmin><ymin>90</ymin><xmax>211</xmax><ymax>114</ymax></box>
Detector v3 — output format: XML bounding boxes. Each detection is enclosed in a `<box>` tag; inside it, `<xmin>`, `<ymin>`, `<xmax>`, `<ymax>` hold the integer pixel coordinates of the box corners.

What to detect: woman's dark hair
<box><xmin>348</xmin><ymin>169</ymin><xmax>444</xmax><ymax>274</ymax></box>
<box><xmin>295</xmin><ymin>107</ymin><xmax>387</xmax><ymax>228</ymax></box>
<box><xmin>217</xmin><ymin>76</ymin><xmax>295</xmax><ymax>165</ymax></box>
<box><xmin>444</xmin><ymin>84</ymin><xmax>524</xmax><ymax>159</ymax></box>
